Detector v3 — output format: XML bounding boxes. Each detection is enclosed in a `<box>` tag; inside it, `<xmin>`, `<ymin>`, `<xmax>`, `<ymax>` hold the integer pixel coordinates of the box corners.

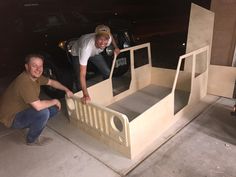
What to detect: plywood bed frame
<box><xmin>65</xmin><ymin>4</ymin><xmax>236</xmax><ymax>159</ymax></box>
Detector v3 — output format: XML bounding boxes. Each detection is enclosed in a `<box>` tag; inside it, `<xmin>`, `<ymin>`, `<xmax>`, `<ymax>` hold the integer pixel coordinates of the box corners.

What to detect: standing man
<box><xmin>0</xmin><ymin>54</ymin><xmax>73</xmax><ymax>145</ymax></box>
<box><xmin>70</xmin><ymin>24</ymin><xmax>120</xmax><ymax>104</ymax></box>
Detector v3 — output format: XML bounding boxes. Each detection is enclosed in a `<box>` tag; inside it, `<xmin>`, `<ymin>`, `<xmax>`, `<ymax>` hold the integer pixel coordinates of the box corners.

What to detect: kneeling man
<box><xmin>0</xmin><ymin>54</ymin><xmax>73</xmax><ymax>145</ymax></box>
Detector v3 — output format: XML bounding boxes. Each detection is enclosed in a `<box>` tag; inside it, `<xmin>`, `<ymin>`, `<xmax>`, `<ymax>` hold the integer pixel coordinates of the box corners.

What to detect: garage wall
<box><xmin>210</xmin><ymin>0</ymin><xmax>236</xmax><ymax>66</ymax></box>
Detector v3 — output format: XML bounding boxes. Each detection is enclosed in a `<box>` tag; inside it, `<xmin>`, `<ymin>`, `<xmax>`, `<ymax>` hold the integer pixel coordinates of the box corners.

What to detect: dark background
<box><xmin>0</xmin><ymin>0</ymin><xmax>211</xmax><ymax>85</ymax></box>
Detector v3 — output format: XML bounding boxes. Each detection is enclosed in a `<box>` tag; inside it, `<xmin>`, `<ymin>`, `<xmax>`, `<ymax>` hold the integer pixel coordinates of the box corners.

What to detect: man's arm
<box><xmin>30</xmin><ymin>99</ymin><xmax>61</xmax><ymax>111</ymax></box>
<box><xmin>30</xmin><ymin>79</ymin><xmax>69</xmax><ymax>111</ymax></box>
<box><xmin>47</xmin><ymin>79</ymin><xmax>73</xmax><ymax>97</ymax></box>
<box><xmin>111</xmin><ymin>35</ymin><xmax>120</xmax><ymax>56</ymax></box>
<box><xmin>80</xmin><ymin>65</ymin><xmax>91</xmax><ymax>104</ymax></box>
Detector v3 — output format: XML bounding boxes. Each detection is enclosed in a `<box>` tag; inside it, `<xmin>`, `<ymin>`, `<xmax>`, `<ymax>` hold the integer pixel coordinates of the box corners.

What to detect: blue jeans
<box><xmin>72</xmin><ymin>54</ymin><xmax>110</xmax><ymax>89</ymax></box>
<box><xmin>89</xmin><ymin>54</ymin><xmax>110</xmax><ymax>79</ymax></box>
<box><xmin>11</xmin><ymin>106</ymin><xmax>58</xmax><ymax>143</ymax></box>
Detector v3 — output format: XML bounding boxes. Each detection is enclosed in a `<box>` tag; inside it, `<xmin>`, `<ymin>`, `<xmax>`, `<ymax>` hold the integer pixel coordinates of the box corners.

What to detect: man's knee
<box><xmin>48</xmin><ymin>106</ymin><xmax>59</xmax><ymax>118</ymax></box>
<box><xmin>36</xmin><ymin>109</ymin><xmax>50</xmax><ymax>124</ymax></box>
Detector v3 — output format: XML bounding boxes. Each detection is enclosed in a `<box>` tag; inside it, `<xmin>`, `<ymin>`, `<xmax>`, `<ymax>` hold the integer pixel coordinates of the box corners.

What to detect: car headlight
<box><xmin>58</xmin><ymin>41</ymin><xmax>66</xmax><ymax>50</ymax></box>
<box><xmin>123</xmin><ymin>41</ymin><xmax>130</xmax><ymax>48</ymax></box>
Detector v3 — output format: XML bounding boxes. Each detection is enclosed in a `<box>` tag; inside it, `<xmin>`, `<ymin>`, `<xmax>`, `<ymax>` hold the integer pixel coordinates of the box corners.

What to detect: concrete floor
<box><xmin>0</xmin><ymin>96</ymin><xmax>236</xmax><ymax>177</ymax></box>
<box><xmin>126</xmin><ymin>97</ymin><xmax>236</xmax><ymax>177</ymax></box>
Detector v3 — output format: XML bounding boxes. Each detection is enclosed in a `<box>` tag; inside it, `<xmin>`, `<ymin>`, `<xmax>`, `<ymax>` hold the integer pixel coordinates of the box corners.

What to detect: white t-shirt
<box><xmin>70</xmin><ymin>33</ymin><xmax>112</xmax><ymax>65</ymax></box>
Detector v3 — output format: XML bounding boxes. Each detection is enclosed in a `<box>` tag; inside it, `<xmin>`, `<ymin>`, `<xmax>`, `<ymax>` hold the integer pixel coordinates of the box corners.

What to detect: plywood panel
<box><xmin>74</xmin><ymin>79</ymin><xmax>113</xmax><ymax>106</ymax></box>
<box><xmin>129</xmin><ymin>94</ymin><xmax>174</xmax><ymax>158</ymax></box>
<box><xmin>208</xmin><ymin>65</ymin><xmax>236</xmax><ymax>98</ymax></box>
<box><xmin>151</xmin><ymin>67</ymin><xmax>191</xmax><ymax>91</ymax></box>
<box><xmin>185</xmin><ymin>3</ymin><xmax>214</xmax><ymax>72</ymax></box>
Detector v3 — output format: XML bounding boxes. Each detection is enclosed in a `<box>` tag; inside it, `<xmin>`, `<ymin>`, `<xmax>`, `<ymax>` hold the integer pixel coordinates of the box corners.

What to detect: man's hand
<box><xmin>114</xmin><ymin>48</ymin><xmax>120</xmax><ymax>56</ymax></box>
<box><xmin>65</xmin><ymin>90</ymin><xmax>74</xmax><ymax>97</ymax></box>
<box><xmin>47</xmin><ymin>79</ymin><xmax>73</xmax><ymax>98</ymax></box>
<box><xmin>111</xmin><ymin>35</ymin><xmax>120</xmax><ymax>56</ymax></box>
<box><xmin>53</xmin><ymin>99</ymin><xmax>61</xmax><ymax>110</ymax></box>
<box><xmin>80</xmin><ymin>65</ymin><xmax>91</xmax><ymax>104</ymax></box>
<box><xmin>81</xmin><ymin>95</ymin><xmax>91</xmax><ymax>104</ymax></box>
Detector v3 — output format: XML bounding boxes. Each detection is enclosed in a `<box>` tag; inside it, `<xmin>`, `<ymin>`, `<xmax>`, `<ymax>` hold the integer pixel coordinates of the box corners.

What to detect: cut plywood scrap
<box><xmin>208</xmin><ymin>65</ymin><xmax>236</xmax><ymax>98</ymax></box>
<box><xmin>185</xmin><ymin>3</ymin><xmax>214</xmax><ymax>72</ymax></box>
<box><xmin>186</xmin><ymin>4</ymin><xmax>215</xmax><ymax>52</ymax></box>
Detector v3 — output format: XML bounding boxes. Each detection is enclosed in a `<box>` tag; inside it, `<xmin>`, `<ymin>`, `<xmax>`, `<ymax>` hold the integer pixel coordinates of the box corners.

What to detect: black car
<box><xmin>1</xmin><ymin>3</ymin><xmax>134</xmax><ymax>98</ymax></box>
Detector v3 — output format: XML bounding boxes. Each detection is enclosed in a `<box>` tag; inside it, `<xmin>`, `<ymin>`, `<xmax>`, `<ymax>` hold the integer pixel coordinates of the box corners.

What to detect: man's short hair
<box><xmin>25</xmin><ymin>54</ymin><xmax>45</xmax><ymax>64</ymax></box>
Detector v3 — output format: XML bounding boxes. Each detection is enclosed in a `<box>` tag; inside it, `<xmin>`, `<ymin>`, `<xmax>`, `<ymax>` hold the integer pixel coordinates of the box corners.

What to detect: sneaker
<box><xmin>19</xmin><ymin>128</ymin><xmax>29</xmax><ymax>138</ymax></box>
<box><xmin>27</xmin><ymin>136</ymin><xmax>53</xmax><ymax>146</ymax></box>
